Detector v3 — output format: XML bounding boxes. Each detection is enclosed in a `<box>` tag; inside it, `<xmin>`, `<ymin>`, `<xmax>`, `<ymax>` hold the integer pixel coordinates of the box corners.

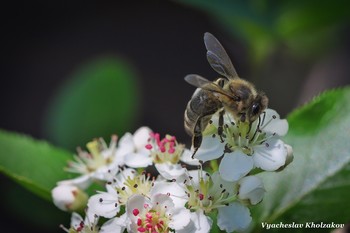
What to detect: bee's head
<box><xmin>245</xmin><ymin>92</ymin><xmax>268</xmax><ymax>123</ymax></box>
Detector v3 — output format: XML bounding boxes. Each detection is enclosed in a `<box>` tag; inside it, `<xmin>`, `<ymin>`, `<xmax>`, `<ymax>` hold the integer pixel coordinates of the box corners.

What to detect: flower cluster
<box><xmin>51</xmin><ymin>108</ymin><xmax>293</xmax><ymax>233</ymax></box>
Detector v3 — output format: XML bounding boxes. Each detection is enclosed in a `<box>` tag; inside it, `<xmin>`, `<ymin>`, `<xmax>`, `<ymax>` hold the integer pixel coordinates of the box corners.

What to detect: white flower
<box><xmin>51</xmin><ymin>184</ymin><xmax>88</xmax><ymax>212</ymax></box>
<box><xmin>183</xmin><ymin>170</ymin><xmax>262</xmax><ymax>232</ymax></box>
<box><xmin>116</xmin><ymin>126</ymin><xmax>153</xmax><ymax>168</ymax></box>
<box><xmin>183</xmin><ymin>171</ymin><xmax>236</xmax><ymax>231</ymax></box>
<box><xmin>145</xmin><ymin>132</ymin><xmax>200</xmax><ymax>180</ymax></box>
<box><xmin>195</xmin><ymin>109</ymin><xmax>292</xmax><ymax>181</ymax></box>
<box><xmin>126</xmin><ymin>194</ymin><xmax>191</xmax><ymax>233</ymax></box>
<box><xmin>58</xmin><ymin>135</ymin><xmax>120</xmax><ymax>189</ymax></box>
<box><xmin>87</xmin><ymin>167</ymin><xmax>159</xmax><ymax>219</ymax></box>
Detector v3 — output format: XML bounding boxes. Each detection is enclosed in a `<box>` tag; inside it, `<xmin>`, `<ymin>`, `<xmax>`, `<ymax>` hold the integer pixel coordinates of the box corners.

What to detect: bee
<box><xmin>184</xmin><ymin>32</ymin><xmax>268</xmax><ymax>156</ymax></box>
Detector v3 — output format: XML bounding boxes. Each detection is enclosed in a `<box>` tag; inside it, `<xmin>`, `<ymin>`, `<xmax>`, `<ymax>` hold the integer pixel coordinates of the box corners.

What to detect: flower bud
<box><xmin>238</xmin><ymin>176</ymin><xmax>265</xmax><ymax>205</ymax></box>
<box><xmin>51</xmin><ymin>184</ymin><xmax>88</xmax><ymax>212</ymax></box>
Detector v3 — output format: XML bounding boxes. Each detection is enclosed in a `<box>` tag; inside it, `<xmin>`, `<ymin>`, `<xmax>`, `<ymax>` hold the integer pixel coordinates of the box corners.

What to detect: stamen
<box><xmin>133</xmin><ymin>208</ymin><xmax>140</xmax><ymax>216</ymax></box>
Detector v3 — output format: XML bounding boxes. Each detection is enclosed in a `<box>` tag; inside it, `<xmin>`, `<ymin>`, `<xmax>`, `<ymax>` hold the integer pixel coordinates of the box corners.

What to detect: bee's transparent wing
<box><xmin>204</xmin><ymin>32</ymin><xmax>238</xmax><ymax>79</ymax></box>
<box><xmin>184</xmin><ymin>74</ymin><xmax>238</xmax><ymax>100</ymax></box>
<box><xmin>184</xmin><ymin>74</ymin><xmax>211</xmax><ymax>88</ymax></box>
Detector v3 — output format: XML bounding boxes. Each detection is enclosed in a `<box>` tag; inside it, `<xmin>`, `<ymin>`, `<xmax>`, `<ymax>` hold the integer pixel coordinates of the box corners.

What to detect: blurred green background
<box><xmin>1</xmin><ymin>0</ymin><xmax>349</xmax><ymax>232</ymax></box>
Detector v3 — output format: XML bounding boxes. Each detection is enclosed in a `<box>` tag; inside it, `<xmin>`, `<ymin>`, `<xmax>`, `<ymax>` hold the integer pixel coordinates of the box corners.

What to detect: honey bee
<box><xmin>184</xmin><ymin>32</ymin><xmax>268</xmax><ymax>156</ymax></box>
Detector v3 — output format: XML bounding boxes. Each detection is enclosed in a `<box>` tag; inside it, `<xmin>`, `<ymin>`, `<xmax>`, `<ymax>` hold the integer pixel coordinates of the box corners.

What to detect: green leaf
<box><xmin>251</xmin><ymin>87</ymin><xmax>350</xmax><ymax>232</ymax></box>
<box><xmin>44</xmin><ymin>57</ymin><xmax>139</xmax><ymax>150</ymax></box>
<box><xmin>0</xmin><ymin>129</ymin><xmax>73</xmax><ymax>201</ymax></box>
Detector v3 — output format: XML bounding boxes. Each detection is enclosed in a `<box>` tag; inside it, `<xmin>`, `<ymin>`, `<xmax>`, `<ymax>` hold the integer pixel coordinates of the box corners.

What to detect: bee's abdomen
<box><xmin>184</xmin><ymin>89</ymin><xmax>221</xmax><ymax>136</ymax></box>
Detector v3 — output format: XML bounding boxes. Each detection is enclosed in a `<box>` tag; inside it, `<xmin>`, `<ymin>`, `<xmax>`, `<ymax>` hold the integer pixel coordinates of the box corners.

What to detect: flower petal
<box><xmin>260</xmin><ymin>109</ymin><xmax>288</xmax><ymax>136</ymax></box>
<box><xmin>155</xmin><ymin>163</ymin><xmax>186</xmax><ymax>180</ymax></box>
<box><xmin>87</xmin><ymin>190</ymin><xmax>120</xmax><ymax>218</ymax></box>
<box><xmin>57</xmin><ymin>175</ymin><xmax>91</xmax><ymax>190</ymax></box>
<box><xmin>211</xmin><ymin>172</ymin><xmax>238</xmax><ymax>196</ymax></box>
<box><xmin>151</xmin><ymin>193</ymin><xmax>175</xmax><ymax>210</ymax></box>
<box><xmin>238</xmin><ymin>176</ymin><xmax>265</xmax><ymax>205</ymax></box>
<box><xmin>124</xmin><ymin>152</ymin><xmax>152</xmax><ymax>168</ymax></box>
<box><xmin>151</xmin><ymin>181</ymin><xmax>187</xmax><ymax>208</ymax></box>
<box><xmin>194</xmin><ymin>136</ymin><xmax>225</xmax><ymax>162</ymax></box>
<box><xmin>126</xmin><ymin>194</ymin><xmax>148</xmax><ymax>218</ymax></box>
<box><xmin>219</xmin><ymin>151</ymin><xmax>254</xmax><ymax>182</ymax></box>
<box><xmin>100</xmin><ymin>215</ymin><xmax>127</xmax><ymax>233</ymax></box>
<box><xmin>169</xmin><ymin>208</ymin><xmax>191</xmax><ymax>230</ymax></box>
<box><xmin>132</xmin><ymin>126</ymin><xmax>152</xmax><ymax>151</ymax></box>
<box><xmin>217</xmin><ymin>202</ymin><xmax>252</xmax><ymax>232</ymax></box>
<box><xmin>180</xmin><ymin>149</ymin><xmax>201</xmax><ymax>166</ymax></box>
<box><xmin>70</xmin><ymin>212</ymin><xmax>83</xmax><ymax>229</ymax></box>
<box><xmin>116</xmin><ymin>133</ymin><xmax>135</xmax><ymax>154</ymax></box>
<box><xmin>253</xmin><ymin>138</ymin><xmax>287</xmax><ymax>171</ymax></box>
<box><xmin>191</xmin><ymin>210</ymin><xmax>212</xmax><ymax>233</ymax></box>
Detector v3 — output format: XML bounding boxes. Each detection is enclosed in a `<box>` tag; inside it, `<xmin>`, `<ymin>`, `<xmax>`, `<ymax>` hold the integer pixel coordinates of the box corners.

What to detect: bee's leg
<box><xmin>260</xmin><ymin>111</ymin><xmax>266</xmax><ymax>126</ymax></box>
<box><xmin>192</xmin><ymin>120</ymin><xmax>203</xmax><ymax>158</ymax></box>
<box><xmin>218</xmin><ymin>109</ymin><xmax>225</xmax><ymax>143</ymax></box>
<box><xmin>191</xmin><ymin>112</ymin><xmax>217</xmax><ymax>158</ymax></box>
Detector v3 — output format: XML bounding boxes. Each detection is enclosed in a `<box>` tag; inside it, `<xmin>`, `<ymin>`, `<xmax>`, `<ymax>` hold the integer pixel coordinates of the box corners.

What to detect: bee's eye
<box><xmin>251</xmin><ymin>103</ymin><xmax>260</xmax><ymax>116</ymax></box>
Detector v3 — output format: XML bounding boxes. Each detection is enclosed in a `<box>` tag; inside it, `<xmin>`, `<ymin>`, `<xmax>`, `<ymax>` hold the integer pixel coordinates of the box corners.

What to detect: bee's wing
<box><xmin>184</xmin><ymin>74</ymin><xmax>212</xmax><ymax>87</ymax></box>
<box><xmin>204</xmin><ymin>32</ymin><xmax>239</xmax><ymax>79</ymax></box>
<box><xmin>185</xmin><ymin>74</ymin><xmax>239</xmax><ymax>100</ymax></box>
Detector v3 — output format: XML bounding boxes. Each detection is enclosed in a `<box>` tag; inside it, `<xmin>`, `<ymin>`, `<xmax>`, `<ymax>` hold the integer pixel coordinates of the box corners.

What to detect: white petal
<box><xmin>70</xmin><ymin>212</ymin><xmax>83</xmax><ymax>229</ymax></box>
<box><xmin>93</xmin><ymin>162</ymin><xmax>119</xmax><ymax>181</ymax></box>
<box><xmin>87</xmin><ymin>191</ymin><xmax>120</xmax><ymax>218</ymax></box>
<box><xmin>100</xmin><ymin>216</ymin><xmax>126</xmax><ymax>233</ymax></box>
<box><xmin>260</xmin><ymin>109</ymin><xmax>288</xmax><ymax>136</ymax></box>
<box><xmin>191</xmin><ymin>210</ymin><xmax>212</xmax><ymax>233</ymax></box>
<box><xmin>126</xmin><ymin>194</ymin><xmax>148</xmax><ymax>218</ymax></box>
<box><xmin>151</xmin><ymin>181</ymin><xmax>187</xmax><ymax>208</ymax></box>
<box><xmin>217</xmin><ymin>202</ymin><xmax>252</xmax><ymax>232</ymax></box>
<box><xmin>253</xmin><ymin>138</ymin><xmax>287</xmax><ymax>171</ymax></box>
<box><xmin>132</xmin><ymin>126</ymin><xmax>152</xmax><ymax>151</ymax></box>
<box><xmin>151</xmin><ymin>193</ymin><xmax>175</xmax><ymax>210</ymax></box>
<box><xmin>169</xmin><ymin>208</ymin><xmax>191</xmax><ymax>230</ymax></box>
<box><xmin>116</xmin><ymin>133</ymin><xmax>135</xmax><ymax>154</ymax></box>
<box><xmin>180</xmin><ymin>149</ymin><xmax>201</xmax><ymax>166</ymax></box>
<box><xmin>57</xmin><ymin>175</ymin><xmax>91</xmax><ymax>190</ymax></box>
<box><xmin>124</xmin><ymin>152</ymin><xmax>152</xmax><ymax>168</ymax></box>
<box><xmin>155</xmin><ymin>163</ymin><xmax>186</xmax><ymax>180</ymax></box>
<box><xmin>238</xmin><ymin>176</ymin><xmax>265</xmax><ymax>205</ymax></box>
<box><xmin>211</xmin><ymin>172</ymin><xmax>238</xmax><ymax>196</ymax></box>
<box><xmin>219</xmin><ymin>151</ymin><xmax>254</xmax><ymax>182</ymax></box>
<box><xmin>194</xmin><ymin>136</ymin><xmax>225</xmax><ymax>162</ymax></box>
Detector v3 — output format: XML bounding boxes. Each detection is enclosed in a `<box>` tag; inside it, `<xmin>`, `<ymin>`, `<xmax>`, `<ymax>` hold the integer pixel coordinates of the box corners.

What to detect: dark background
<box><xmin>1</xmin><ymin>1</ymin><xmax>350</xmax><ymax>232</ymax></box>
